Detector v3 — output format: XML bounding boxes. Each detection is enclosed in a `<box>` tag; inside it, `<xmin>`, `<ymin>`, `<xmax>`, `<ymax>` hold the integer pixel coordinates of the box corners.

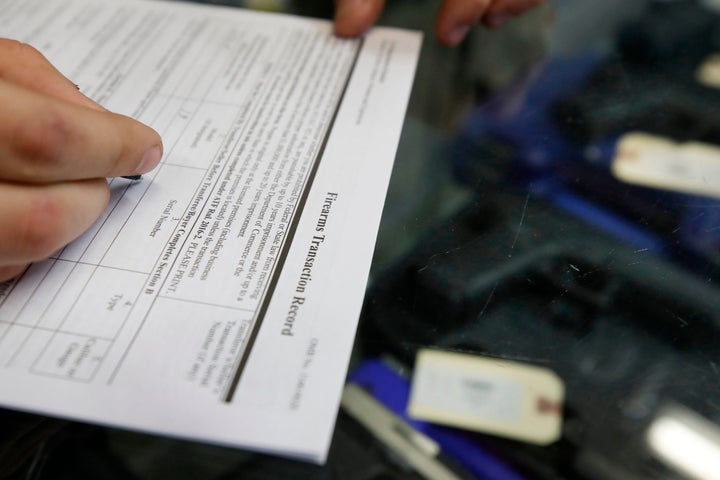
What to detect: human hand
<box><xmin>0</xmin><ymin>39</ymin><xmax>163</xmax><ymax>282</ymax></box>
<box><xmin>334</xmin><ymin>0</ymin><xmax>543</xmax><ymax>46</ymax></box>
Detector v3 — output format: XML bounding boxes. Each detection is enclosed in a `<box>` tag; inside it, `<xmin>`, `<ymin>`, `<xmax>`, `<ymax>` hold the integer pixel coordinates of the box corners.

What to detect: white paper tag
<box><xmin>697</xmin><ymin>53</ymin><xmax>720</xmax><ymax>89</ymax></box>
<box><xmin>612</xmin><ymin>132</ymin><xmax>720</xmax><ymax>199</ymax></box>
<box><xmin>408</xmin><ymin>349</ymin><xmax>564</xmax><ymax>445</ymax></box>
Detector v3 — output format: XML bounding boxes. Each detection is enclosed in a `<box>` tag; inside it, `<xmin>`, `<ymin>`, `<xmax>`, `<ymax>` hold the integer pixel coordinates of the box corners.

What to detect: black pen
<box><xmin>121</xmin><ymin>175</ymin><xmax>142</xmax><ymax>180</ymax></box>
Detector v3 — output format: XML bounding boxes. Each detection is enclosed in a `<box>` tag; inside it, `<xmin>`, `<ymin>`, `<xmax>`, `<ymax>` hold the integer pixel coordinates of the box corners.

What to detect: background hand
<box><xmin>333</xmin><ymin>0</ymin><xmax>543</xmax><ymax>46</ymax></box>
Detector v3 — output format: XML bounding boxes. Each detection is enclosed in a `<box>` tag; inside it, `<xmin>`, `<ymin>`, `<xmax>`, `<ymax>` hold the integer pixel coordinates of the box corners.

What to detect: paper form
<box><xmin>0</xmin><ymin>0</ymin><xmax>421</xmax><ymax>462</ymax></box>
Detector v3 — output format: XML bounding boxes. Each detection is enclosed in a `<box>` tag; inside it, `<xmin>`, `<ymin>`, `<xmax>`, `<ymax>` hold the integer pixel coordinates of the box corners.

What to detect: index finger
<box><xmin>435</xmin><ymin>0</ymin><xmax>492</xmax><ymax>46</ymax></box>
<box><xmin>333</xmin><ymin>0</ymin><xmax>385</xmax><ymax>38</ymax></box>
<box><xmin>481</xmin><ymin>0</ymin><xmax>544</xmax><ymax>28</ymax></box>
<box><xmin>0</xmin><ymin>79</ymin><xmax>162</xmax><ymax>183</ymax></box>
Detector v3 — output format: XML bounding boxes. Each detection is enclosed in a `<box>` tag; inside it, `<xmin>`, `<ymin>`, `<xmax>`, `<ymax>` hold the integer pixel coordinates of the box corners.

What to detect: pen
<box><xmin>121</xmin><ymin>175</ymin><xmax>142</xmax><ymax>180</ymax></box>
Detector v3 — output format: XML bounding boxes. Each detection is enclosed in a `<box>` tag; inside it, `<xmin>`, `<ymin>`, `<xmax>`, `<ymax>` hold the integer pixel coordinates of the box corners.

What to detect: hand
<box><xmin>0</xmin><ymin>39</ymin><xmax>163</xmax><ymax>282</ymax></box>
<box><xmin>334</xmin><ymin>0</ymin><xmax>543</xmax><ymax>46</ymax></box>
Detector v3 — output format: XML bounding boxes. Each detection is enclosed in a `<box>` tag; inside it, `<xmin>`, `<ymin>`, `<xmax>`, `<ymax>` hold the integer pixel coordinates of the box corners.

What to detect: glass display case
<box><xmin>3</xmin><ymin>1</ymin><xmax>720</xmax><ymax>479</ymax></box>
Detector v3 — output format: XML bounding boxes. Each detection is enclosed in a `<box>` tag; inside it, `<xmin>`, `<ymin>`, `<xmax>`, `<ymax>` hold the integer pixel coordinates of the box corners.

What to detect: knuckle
<box><xmin>0</xmin><ymin>38</ymin><xmax>44</xmax><ymax>63</ymax></box>
<box><xmin>15</xmin><ymin>41</ymin><xmax>43</xmax><ymax>60</ymax></box>
<box><xmin>12</xmin><ymin>107</ymin><xmax>70</xmax><ymax>178</ymax></box>
<box><xmin>18</xmin><ymin>192</ymin><xmax>64</xmax><ymax>260</ymax></box>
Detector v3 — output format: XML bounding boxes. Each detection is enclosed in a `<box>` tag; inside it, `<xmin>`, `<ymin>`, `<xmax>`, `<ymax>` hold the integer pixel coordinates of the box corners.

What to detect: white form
<box><xmin>0</xmin><ymin>0</ymin><xmax>421</xmax><ymax>462</ymax></box>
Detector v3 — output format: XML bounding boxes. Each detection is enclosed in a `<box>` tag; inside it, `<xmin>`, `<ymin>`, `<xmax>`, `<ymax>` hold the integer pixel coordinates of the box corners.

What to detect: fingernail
<box><xmin>486</xmin><ymin>13</ymin><xmax>512</xmax><ymax>28</ymax></box>
<box><xmin>446</xmin><ymin>25</ymin><xmax>470</xmax><ymax>46</ymax></box>
<box><xmin>137</xmin><ymin>145</ymin><xmax>162</xmax><ymax>173</ymax></box>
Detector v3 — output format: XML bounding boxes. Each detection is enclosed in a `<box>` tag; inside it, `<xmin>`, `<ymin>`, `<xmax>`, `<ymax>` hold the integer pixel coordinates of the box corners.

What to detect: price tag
<box><xmin>612</xmin><ymin>132</ymin><xmax>720</xmax><ymax>199</ymax></box>
<box><xmin>697</xmin><ymin>53</ymin><xmax>720</xmax><ymax>89</ymax></box>
<box><xmin>408</xmin><ymin>349</ymin><xmax>564</xmax><ymax>445</ymax></box>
